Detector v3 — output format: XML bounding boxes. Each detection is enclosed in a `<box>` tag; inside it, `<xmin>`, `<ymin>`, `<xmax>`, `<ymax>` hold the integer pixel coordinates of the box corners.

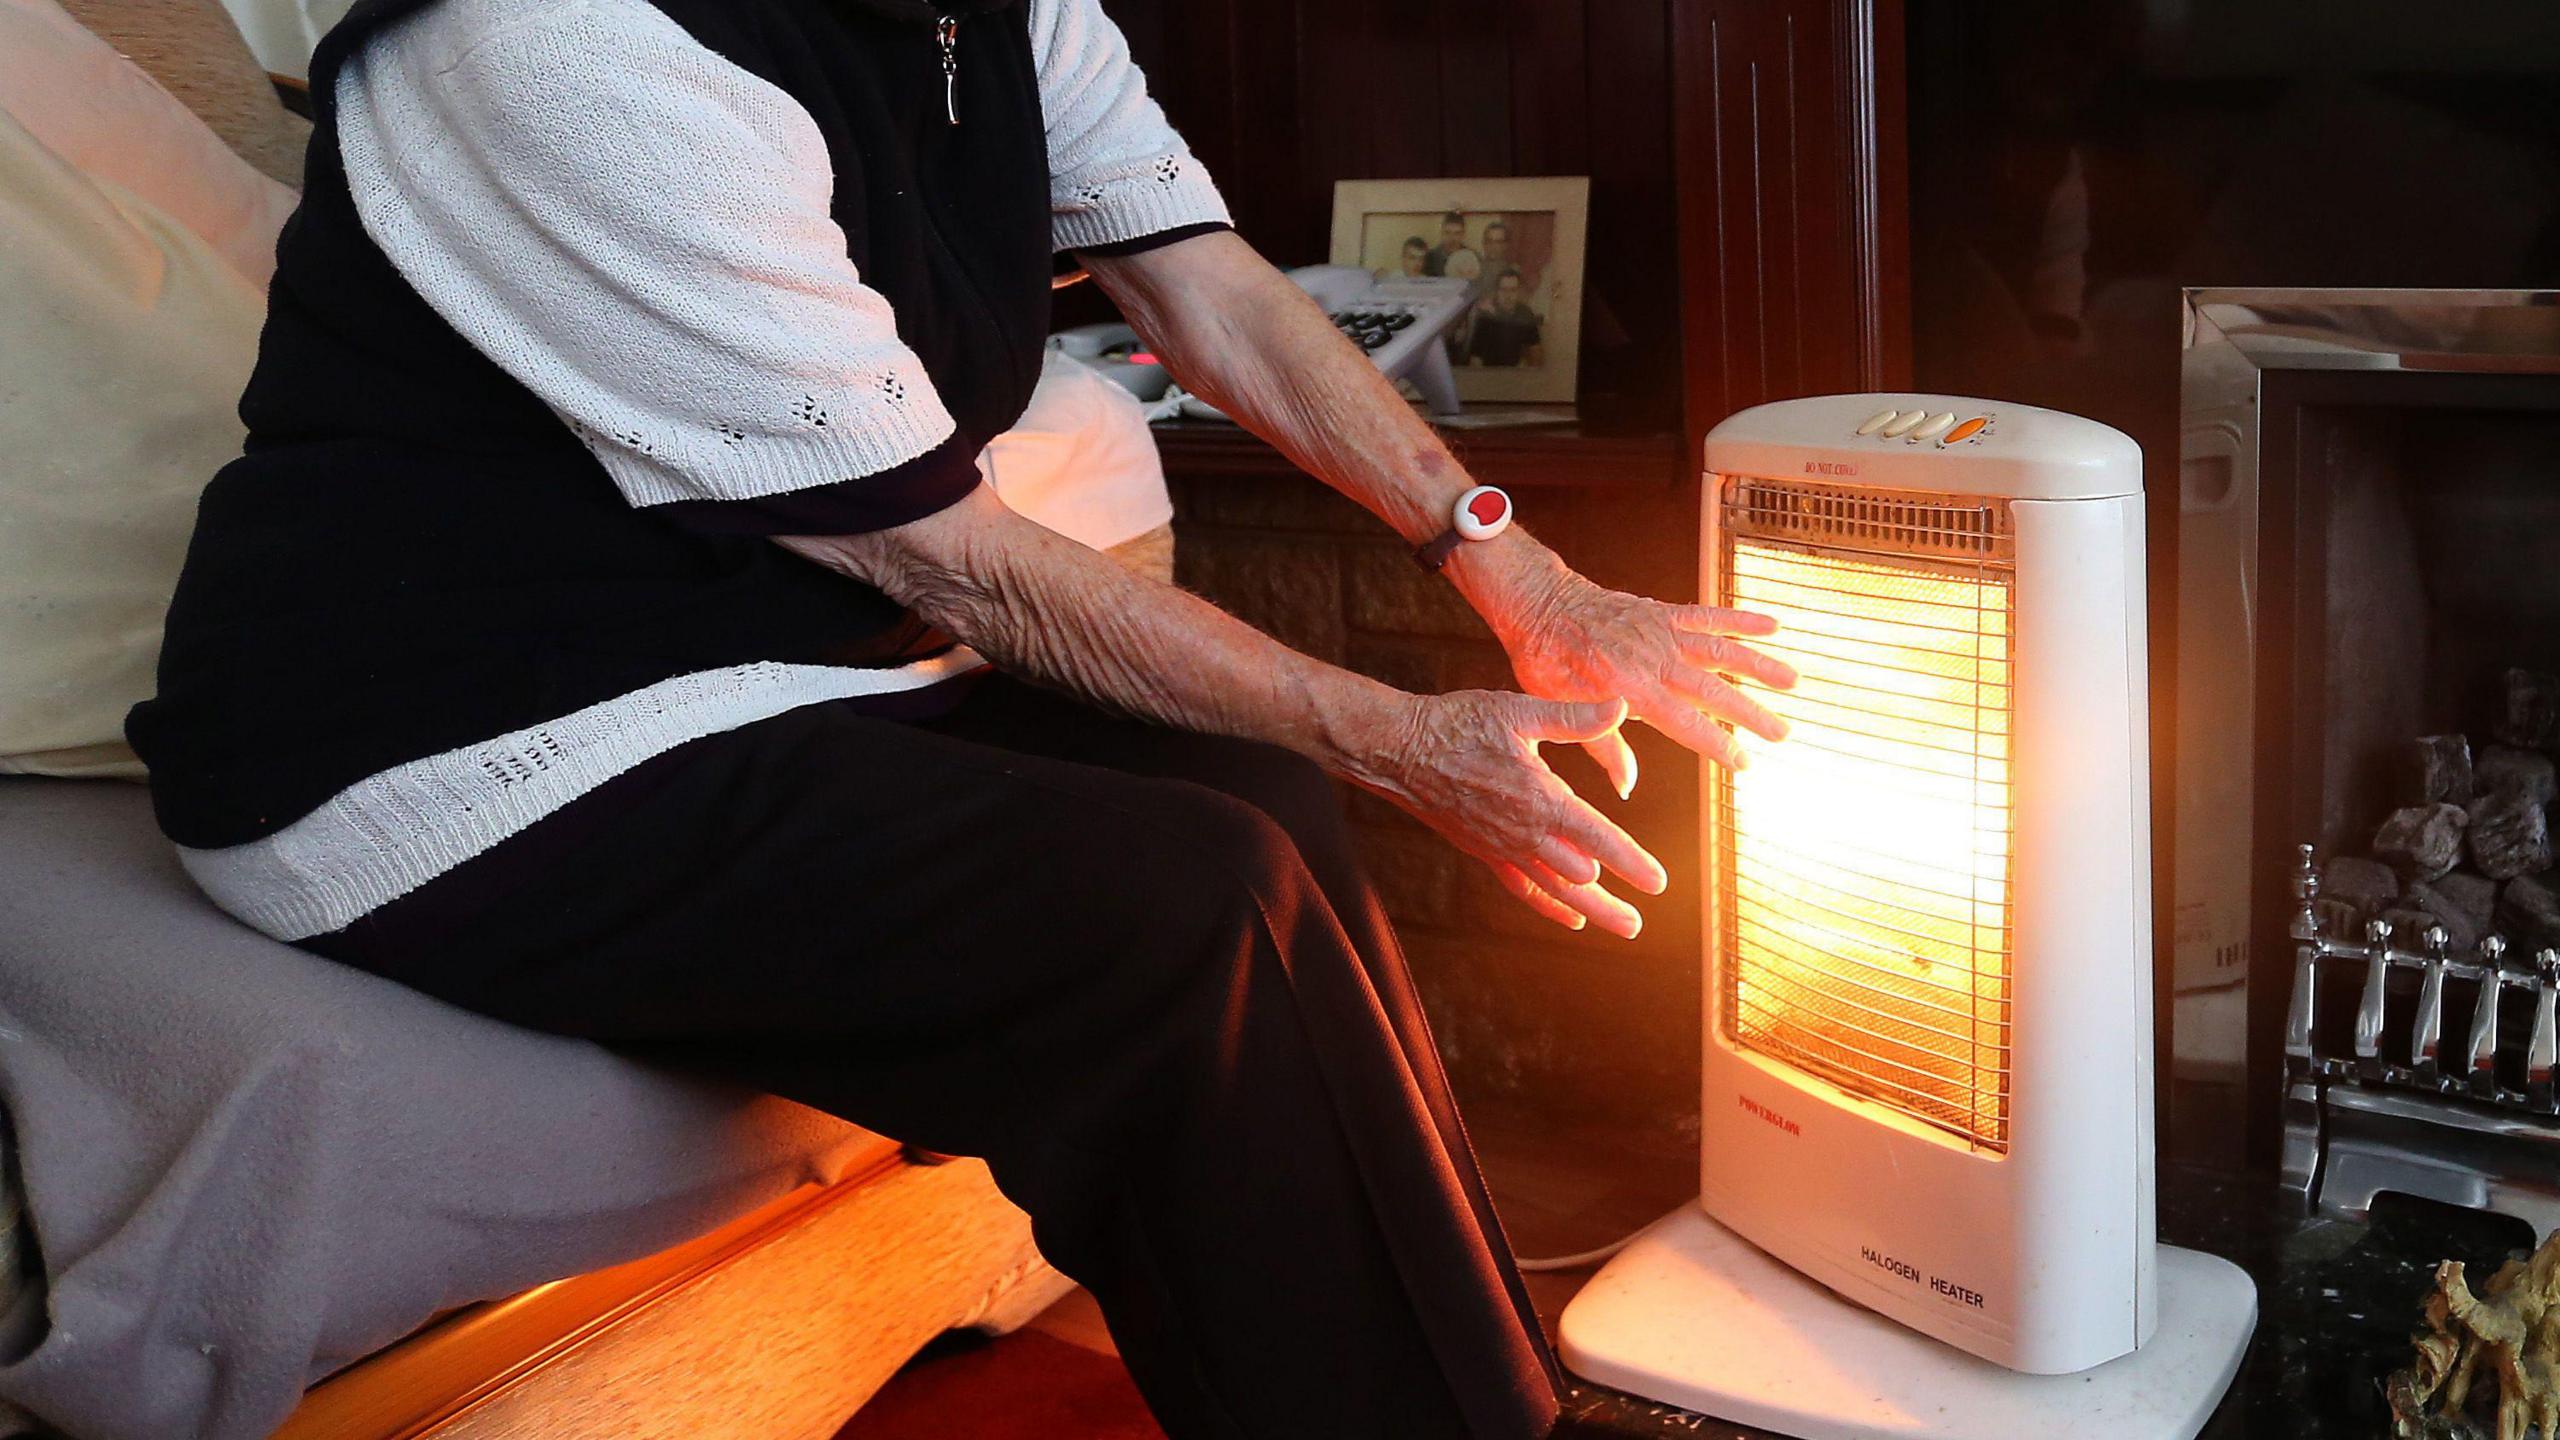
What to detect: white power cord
<box><xmin>1514</xmin><ymin>1232</ymin><xmax>1642</xmax><ymax>1273</ymax></box>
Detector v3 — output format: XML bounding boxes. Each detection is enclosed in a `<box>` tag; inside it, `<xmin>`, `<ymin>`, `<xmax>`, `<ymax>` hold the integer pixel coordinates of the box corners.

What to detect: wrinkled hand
<box><xmin>1500</xmin><ymin>572</ymin><xmax>1798</xmax><ymax>793</ymax></box>
<box><xmin>1346</xmin><ymin>690</ymin><xmax>1666</xmax><ymax>937</ymax></box>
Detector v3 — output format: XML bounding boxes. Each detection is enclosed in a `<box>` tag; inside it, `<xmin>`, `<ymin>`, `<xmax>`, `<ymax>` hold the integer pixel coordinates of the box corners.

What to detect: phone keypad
<box><xmin>1331</xmin><ymin>306</ymin><xmax>1421</xmax><ymax>352</ymax></box>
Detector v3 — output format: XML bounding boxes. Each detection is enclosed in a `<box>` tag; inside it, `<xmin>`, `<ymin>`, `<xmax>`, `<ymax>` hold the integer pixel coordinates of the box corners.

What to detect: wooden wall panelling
<box><xmin>1107</xmin><ymin>0</ymin><xmax>1912</xmax><ymax>434</ymax></box>
<box><xmin>1431</xmin><ymin>0</ymin><xmax>1511</xmax><ymax>176</ymax></box>
<box><xmin>1673</xmin><ymin>0</ymin><xmax>1910</xmax><ymax>447</ymax></box>
<box><xmin>1846</xmin><ymin>0</ymin><xmax>1913</xmax><ymax>393</ymax></box>
<box><xmin>1503</xmin><ymin>0</ymin><xmax>1587</xmax><ymax>176</ymax></box>
<box><xmin>1296</xmin><ymin>0</ymin><xmax>1387</xmax><ymax>189</ymax></box>
<box><xmin>1581</xmin><ymin>0</ymin><xmax>1677</xmax><ymax>427</ymax></box>
<box><xmin>1099</xmin><ymin>0</ymin><xmax>1685</xmax><ymax>433</ymax></box>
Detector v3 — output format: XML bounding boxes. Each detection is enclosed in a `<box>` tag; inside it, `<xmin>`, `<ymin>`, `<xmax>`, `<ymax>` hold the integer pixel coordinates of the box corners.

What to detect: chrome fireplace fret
<box><xmin>2283</xmin><ymin>844</ymin><xmax>2559</xmax><ymax>1109</ymax></box>
<box><xmin>2280</xmin><ymin>842</ymin><xmax>2560</xmax><ymax>1232</ymax></box>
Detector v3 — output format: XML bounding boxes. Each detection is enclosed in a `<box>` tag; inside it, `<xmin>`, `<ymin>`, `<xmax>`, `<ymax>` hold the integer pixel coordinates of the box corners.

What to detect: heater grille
<box><xmin>1717</xmin><ymin>477</ymin><xmax>2016</xmax><ymax>1153</ymax></box>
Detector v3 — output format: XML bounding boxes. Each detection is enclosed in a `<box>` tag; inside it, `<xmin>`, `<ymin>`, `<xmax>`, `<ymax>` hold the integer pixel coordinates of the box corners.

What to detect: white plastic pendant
<box><xmin>1453</xmin><ymin>484</ymin><xmax>1512</xmax><ymax>541</ymax></box>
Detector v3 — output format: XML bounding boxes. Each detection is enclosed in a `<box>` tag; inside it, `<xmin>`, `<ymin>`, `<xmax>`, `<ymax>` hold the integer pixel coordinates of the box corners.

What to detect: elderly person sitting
<box><xmin>129</xmin><ymin>1</ymin><xmax>1792</xmax><ymax>1435</ymax></box>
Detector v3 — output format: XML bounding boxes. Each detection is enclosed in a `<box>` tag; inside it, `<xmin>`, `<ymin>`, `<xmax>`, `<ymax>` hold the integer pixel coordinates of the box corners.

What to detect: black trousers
<box><xmin>307</xmin><ymin>675</ymin><xmax>1562</xmax><ymax>1440</ymax></box>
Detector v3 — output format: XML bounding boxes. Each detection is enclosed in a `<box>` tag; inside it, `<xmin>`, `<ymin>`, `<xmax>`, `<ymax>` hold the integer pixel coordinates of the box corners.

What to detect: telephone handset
<box><xmin>1273</xmin><ymin>264</ymin><xmax>1470</xmax><ymax>418</ymax></box>
<box><xmin>1047</xmin><ymin>264</ymin><xmax>1472</xmax><ymax>419</ymax></box>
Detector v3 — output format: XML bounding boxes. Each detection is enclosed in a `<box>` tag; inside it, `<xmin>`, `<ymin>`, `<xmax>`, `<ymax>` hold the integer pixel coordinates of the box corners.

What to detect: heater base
<box><xmin>1558</xmin><ymin>1206</ymin><xmax>2255</xmax><ymax>1440</ymax></box>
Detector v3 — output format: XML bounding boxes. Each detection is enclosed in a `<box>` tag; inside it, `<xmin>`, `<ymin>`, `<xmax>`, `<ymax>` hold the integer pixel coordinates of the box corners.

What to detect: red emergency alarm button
<box><xmin>1414</xmin><ymin>486</ymin><xmax>1515</xmax><ymax>571</ymax></box>
<box><xmin>1456</xmin><ymin>485</ymin><xmax>1513</xmax><ymax>539</ymax></box>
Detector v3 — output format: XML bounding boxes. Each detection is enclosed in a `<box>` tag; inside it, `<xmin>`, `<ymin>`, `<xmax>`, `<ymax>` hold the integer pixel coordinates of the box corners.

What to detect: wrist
<box><xmin>1306</xmin><ymin>672</ymin><xmax>1422</xmax><ymax>793</ymax></box>
<box><xmin>1398</xmin><ymin>479</ymin><xmax>1579</xmax><ymax>646</ymax></box>
<box><xmin>1444</xmin><ymin>528</ymin><xmax>1576</xmax><ymax>647</ymax></box>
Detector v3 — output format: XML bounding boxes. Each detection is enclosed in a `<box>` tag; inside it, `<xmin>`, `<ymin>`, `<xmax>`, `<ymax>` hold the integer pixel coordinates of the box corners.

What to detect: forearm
<box><xmin>782</xmin><ymin>486</ymin><xmax>1668</xmax><ymax>938</ymax></box>
<box><xmin>1082</xmin><ymin>233</ymin><xmax>1570</xmax><ymax>643</ymax></box>
<box><xmin>778</xmin><ymin>488</ymin><xmax>1407</xmax><ymax>783</ymax></box>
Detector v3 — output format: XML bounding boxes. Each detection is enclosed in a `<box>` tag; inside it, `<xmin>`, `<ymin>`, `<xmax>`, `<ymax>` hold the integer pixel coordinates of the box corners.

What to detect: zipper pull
<box><xmin>937</xmin><ymin>16</ymin><xmax>959</xmax><ymax>125</ymax></box>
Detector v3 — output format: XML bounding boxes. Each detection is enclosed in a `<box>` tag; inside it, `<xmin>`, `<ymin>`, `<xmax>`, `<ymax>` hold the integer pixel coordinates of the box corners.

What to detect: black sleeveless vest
<box><xmin>130</xmin><ymin>0</ymin><xmax>1051</xmax><ymax>847</ymax></box>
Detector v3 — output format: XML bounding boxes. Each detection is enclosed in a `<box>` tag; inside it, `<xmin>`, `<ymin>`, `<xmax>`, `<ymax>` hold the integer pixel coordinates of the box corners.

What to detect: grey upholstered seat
<box><xmin>0</xmin><ymin>778</ymin><xmax>865</xmax><ymax>1440</ymax></box>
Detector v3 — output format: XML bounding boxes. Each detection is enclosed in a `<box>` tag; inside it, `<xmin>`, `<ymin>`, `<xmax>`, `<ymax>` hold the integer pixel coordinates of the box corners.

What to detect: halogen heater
<box><xmin>1558</xmin><ymin>395</ymin><xmax>2257</xmax><ymax>1440</ymax></box>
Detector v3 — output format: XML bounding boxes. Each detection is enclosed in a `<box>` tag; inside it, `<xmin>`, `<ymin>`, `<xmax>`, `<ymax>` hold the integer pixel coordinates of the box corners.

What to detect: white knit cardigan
<box><xmin>181</xmin><ymin>0</ymin><xmax>1231</xmax><ymax>940</ymax></box>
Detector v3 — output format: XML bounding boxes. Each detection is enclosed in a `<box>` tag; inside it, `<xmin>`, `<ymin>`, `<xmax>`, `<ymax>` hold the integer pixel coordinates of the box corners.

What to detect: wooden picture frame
<box><xmin>1330</xmin><ymin>176</ymin><xmax>1591</xmax><ymax>406</ymax></box>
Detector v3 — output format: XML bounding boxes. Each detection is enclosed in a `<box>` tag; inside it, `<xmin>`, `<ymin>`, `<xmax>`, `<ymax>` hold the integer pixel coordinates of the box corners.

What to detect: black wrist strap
<box><xmin>1412</xmin><ymin>529</ymin><xmax>1467</xmax><ymax>572</ymax></box>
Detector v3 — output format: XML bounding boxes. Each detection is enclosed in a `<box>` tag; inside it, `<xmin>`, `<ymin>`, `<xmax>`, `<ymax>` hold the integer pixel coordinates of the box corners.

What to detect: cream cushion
<box><xmin>47</xmin><ymin>0</ymin><xmax>312</xmax><ymax>188</ymax></box>
<box><xmin>1</xmin><ymin>0</ymin><xmax>301</xmax><ymax>268</ymax></box>
<box><xmin>0</xmin><ymin>113</ymin><xmax>270</xmax><ymax>777</ymax></box>
<box><xmin>980</xmin><ymin>349</ymin><xmax>1176</xmax><ymax>556</ymax></box>
<box><xmin>0</xmin><ymin>8</ymin><xmax>286</xmax><ymax>777</ymax></box>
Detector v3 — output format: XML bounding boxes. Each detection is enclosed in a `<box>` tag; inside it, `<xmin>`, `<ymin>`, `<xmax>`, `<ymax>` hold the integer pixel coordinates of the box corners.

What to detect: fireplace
<box><xmin>2169</xmin><ymin>289</ymin><xmax>2560</xmax><ymax>1218</ymax></box>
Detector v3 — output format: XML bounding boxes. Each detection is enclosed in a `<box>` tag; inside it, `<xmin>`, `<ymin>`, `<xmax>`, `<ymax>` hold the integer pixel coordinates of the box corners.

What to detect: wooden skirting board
<box><xmin>277</xmin><ymin>1142</ymin><xmax>1064</xmax><ymax>1440</ymax></box>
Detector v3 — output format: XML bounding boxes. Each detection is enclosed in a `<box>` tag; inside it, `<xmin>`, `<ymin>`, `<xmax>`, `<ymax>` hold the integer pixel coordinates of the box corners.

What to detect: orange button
<box><xmin>1941</xmin><ymin>417</ymin><xmax>1988</xmax><ymax>444</ymax></box>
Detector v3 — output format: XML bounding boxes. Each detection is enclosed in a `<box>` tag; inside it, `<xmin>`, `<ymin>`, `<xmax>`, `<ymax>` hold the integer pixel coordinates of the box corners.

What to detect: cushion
<box><xmin>42</xmin><ymin>0</ymin><xmax>311</xmax><ymax>188</ymax></box>
<box><xmin>980</xmin><ymin>349</ymin><xmax>1176</xmax><ymax>555</ymax></box>
<box><xmin>0</xmin><ymin>0</ymin><xmax>299</xmax><ymax>279</ymax></box>
<box><xmin>0</xmin><ymin>104</ymin><xmax>275</xmax><ymax>779</ymax></box>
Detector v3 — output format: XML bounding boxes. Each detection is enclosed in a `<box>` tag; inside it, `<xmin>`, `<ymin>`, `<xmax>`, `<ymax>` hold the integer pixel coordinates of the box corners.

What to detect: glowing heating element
<box><xmin>1717</xmin><ymin>481</ymin><xmax>2016</xmax><ymax>1153</ymax></box>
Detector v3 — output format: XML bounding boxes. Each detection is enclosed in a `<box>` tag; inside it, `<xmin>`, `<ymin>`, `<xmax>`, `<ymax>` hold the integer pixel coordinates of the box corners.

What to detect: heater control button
<box><xmin>1940</xmin><ymin>417</ymin><xmax>1990</xmax><ymax>445</ymax></box>
<box><xmin>1855</xmin><ymin>408</ymin><xmax>1902</xmax><ymax>436</ymax></box>
<box><xmin>1880</xmin><ymin>410</ymin><xmax>1928</xmax><ymax>438</ymax></box>
<box><xmin>1910</xmin><ymin>411</ymin><xmax>1957</xmax><ymax>440</ymax></box>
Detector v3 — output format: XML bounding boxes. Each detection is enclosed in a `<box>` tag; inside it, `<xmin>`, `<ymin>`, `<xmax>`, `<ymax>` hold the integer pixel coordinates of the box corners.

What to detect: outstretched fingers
<box><xmin>1484</xmin><ymin>856</ymin><xmax>1641</xmax><ymax>939</ymax></box>
<box><xmin>1524</xmin><ymin>857</ymin><xmax>1643</xmax><ymax>938</ymax></box>
<box><xmin>1668</xmin><ymin>669</ymin><xmax>1789</xmax><ymax>743</ymax></box>
<box><xmin>1518</xmin><ymin>690</ymin><xmax>1641</xmax><ymax>800</ymax></box>
<box><xmin>1676</xmin><ymin>631</ymin><xmax>1799</xmax><ymax>693</ymax></box>
<box><xmin>1505</xmin><ymin>696</ymin><xmax>1661</xmax><ymax>889</ymax></box>
<box><xmin>1672</xmin><ymin>603</ymin><xmax>1780</xmax><ymax>638</ymax></box>
<box><xmin>1490</xmin><ymin>861</ymin><xmax>1587</xmax><ymax>931</ymax></box>
<box><xmin>1541</xmin><ymin>792</ymin><xmax>1665</xmax><ymax>895</ymax></box>
<box><xmin>1423</xmin><ymin>692</ymin><xmax>1677</xmax><ymax>938</ymax></box>
<box><xmin>1580</xmin><ymin>728</ymin><xmax>1639</xmax><ymax>800</ymax></box>
<box><xmin>1645</xmin><ymin>699</ymin><xmax>1754</xmax><ymax>773</ymax></box>
<box><xmin>1513</xmin><ymin>695</ymin><xmax>1629</xmax><ymax>744</ymax></box>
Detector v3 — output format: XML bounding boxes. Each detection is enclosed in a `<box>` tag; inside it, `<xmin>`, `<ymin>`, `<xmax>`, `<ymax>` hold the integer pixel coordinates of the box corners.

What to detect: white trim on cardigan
<box><xmin>1031</xmin><ymin>0</ymin><xmax>1231</xmax><ymax>251</ymax></box>
<box><xmin>183</xmin><ymin>652</ymin><xmax>984</xmax><ymax>941</ymax></box>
